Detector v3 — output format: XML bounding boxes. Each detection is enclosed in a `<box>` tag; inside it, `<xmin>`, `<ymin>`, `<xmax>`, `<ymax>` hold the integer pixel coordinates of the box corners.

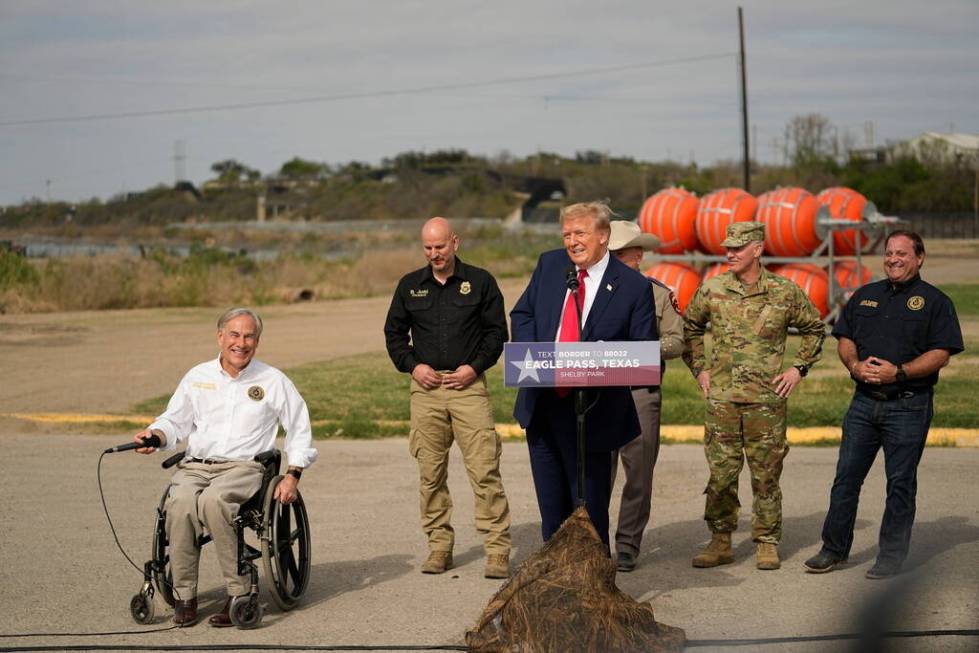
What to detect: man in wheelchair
<box><xmin>133</xmin><ymin>307</ymin><xmax>318</xmax><ymax>627</ymax></box>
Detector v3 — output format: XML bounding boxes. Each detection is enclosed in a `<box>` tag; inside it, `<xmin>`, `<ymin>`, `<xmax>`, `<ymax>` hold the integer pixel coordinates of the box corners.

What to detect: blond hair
<box><xmin>560</xmin><ymin>201</ymin><xmax>613</xmax><ymax>234</ymax></box>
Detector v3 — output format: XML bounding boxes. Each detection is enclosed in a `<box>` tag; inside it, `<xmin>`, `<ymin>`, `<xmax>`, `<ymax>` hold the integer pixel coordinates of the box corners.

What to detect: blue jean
<box><xmin>820</xmin><ymin>389</ymin><xmax>933</xmax><ymax>566</ymax></box>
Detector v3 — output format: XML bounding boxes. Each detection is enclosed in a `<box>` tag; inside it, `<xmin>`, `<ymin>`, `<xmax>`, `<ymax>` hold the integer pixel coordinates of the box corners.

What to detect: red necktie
<box><xmin>556</xmin><ymin>269</ymin><xmax>587</xmax><ymax>396</ymax></box>
<box><xmin>559</xmin><ymin>269</ymin><xmax>588</xmax><ymax>342</ymax></box>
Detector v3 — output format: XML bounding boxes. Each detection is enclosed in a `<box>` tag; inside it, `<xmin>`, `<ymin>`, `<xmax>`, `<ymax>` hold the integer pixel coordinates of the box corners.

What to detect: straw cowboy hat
<box><xmin>608</xmin><ymin>220</ymin><xmax>661</xmax><ymax>252</ymax></box>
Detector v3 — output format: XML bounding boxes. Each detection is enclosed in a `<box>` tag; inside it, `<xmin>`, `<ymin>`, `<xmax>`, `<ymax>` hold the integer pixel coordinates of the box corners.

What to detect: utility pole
<box><xmin>174</xmin><ymin>140</ymin><xmax>187</xmax><ymax>183</ymax></box>
<box><xmin>738</xmin><ymin>7</ymin><xmax>750</xmax><ymax>191</ymax></box>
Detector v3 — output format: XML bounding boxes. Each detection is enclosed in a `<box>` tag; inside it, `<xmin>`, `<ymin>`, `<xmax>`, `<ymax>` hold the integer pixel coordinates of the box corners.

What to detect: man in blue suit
<box><xmin>510</xmin><ymin>201</ymin><xmax>658</xmax><ymax>545</ymax></box>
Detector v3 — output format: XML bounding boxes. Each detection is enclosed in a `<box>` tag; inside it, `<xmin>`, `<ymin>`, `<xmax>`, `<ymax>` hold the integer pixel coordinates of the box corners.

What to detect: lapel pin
<box><xmin>606</xmin><ymin>283</ymin><xmax>613</xmax><ymax>292</ymax></box>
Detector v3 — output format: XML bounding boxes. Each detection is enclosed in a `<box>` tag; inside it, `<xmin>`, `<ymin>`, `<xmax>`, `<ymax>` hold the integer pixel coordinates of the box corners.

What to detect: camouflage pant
<box><xmin>703</xmin><ymin>399</ymin><xmax>788</xmax><ymax>543</ymax></box>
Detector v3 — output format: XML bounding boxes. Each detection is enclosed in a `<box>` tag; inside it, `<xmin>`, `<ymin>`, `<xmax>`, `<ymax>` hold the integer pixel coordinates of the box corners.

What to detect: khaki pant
<box><xmin>611</xmin><ymin>387</ymin><xmax>662</xmax><ymax>555</ymax></box>
<box><xmin>409</xmin><ymin>375</ymin><xmax>511</xmax><ymax>555</ymax></box>
<box><xmin>165</xmin><ymin>460</ymin><xmax>264</xmax><ymax>598</ymax></box>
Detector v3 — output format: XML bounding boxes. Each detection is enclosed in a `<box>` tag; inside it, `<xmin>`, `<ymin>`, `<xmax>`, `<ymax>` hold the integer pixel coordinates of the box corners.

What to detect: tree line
<box><xmin>3</xmin><ymin>114</ymin><xmax>974</xmax><ymax>228</ymax></box>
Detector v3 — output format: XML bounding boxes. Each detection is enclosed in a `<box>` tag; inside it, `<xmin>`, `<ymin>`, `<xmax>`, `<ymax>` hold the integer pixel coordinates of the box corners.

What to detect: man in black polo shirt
<box><xmin>804</xmin><ymin>231</ymin><xmax>963</xmax><ymax>579</ymax></box>
<box><xmin>384</xmin><ymin>217</ymin><xmax>512</xmax><ymax>579</ymax></box>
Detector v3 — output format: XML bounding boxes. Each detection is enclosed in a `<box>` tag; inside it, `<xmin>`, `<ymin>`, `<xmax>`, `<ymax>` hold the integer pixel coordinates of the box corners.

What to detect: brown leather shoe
<box><xmin>173</xmin><ymin>598</ymin><xmax>198</xmax><ymax>626</ymax></box>
<box><xmin>208</xmin><ymin>597</ymin><xmax>234</xmax><ymax>628</ymax></box>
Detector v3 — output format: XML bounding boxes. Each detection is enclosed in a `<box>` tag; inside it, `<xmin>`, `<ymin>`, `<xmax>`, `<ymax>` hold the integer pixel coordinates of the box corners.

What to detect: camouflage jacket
<box><xmin>683</xmin><ymin>266</ymin><xmax>825</xmax><ymax>403</ymax></box>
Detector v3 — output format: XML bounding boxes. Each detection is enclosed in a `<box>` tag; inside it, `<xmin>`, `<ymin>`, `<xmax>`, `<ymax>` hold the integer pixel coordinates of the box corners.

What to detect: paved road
<box><xmin>0</xmin><ymin>435</ymin><xmax>976</xmax><ymax>652</ymax></box>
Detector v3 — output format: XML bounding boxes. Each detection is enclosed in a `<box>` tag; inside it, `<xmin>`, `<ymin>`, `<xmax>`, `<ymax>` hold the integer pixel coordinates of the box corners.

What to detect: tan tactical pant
<box><xmin>409</xmin><ymin>375</ymin><xmax>511</xmax><ymax>555</ymax></box>
<box><xmin>611</xmin><ymin>387</ymin><xmax>662</xmax><ymax>555</ymax></box>
<box><xmin>703</xmin><ymin>399</ymin><xmax>788</xmax><ymax>544</ymax></box>
<box><xmin>165</xmin><ymin>460</ymin><xmax>264</xmax><ymax>598</ymax></box>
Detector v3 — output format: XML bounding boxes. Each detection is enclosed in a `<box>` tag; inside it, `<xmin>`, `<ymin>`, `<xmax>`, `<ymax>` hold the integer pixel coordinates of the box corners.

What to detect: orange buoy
<box><xmin>695</xmin><ymin>188</ymin><xmax>758</xmax><ymax>254</ymax></box>
<box><xmin>771</xmin><ymin>263</ymin><xmax>829</xmax><ymax>318</ymax></box>
<box><xmin>831</xmin><ymin>260</ymin><xmax>873</xmax><ymax>296</ymax></box>
<box><xmin>637</xmin><ymin>188</ymin><xmax>700</xmax><ymax>254</ymax></box>
<box><xmin>816</xmin><ymin>187</ymin><xmax>875</xmax><ymax>255</ymax></box>
<box><xmin>756</xmin><ymin>187</ymin><xmax>828</xmax><ymax>256</ymax></box>
<box><xmin>645</xmin><ymin>262</ymin><xmax>700</xmax><ymax>313</ymax></box>
<box><xmin>702</xmin><ymin>262</ymin><xmax>730</xmax><ymax>282</ymax></box>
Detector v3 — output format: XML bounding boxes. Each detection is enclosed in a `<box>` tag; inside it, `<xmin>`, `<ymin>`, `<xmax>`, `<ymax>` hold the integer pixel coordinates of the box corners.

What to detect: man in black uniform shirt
<box><xmin>384</xmin><ymin>217</ymin><xmax>512</xmax><ymax>579</ymax></box>
<box><xmin>804</xmin><ymin>231</ymin><xmax>963</xmax><ymax>579</ymax></box>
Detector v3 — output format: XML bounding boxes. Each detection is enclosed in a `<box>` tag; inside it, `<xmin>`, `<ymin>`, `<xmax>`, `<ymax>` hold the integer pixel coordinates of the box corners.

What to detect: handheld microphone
<box><xmin>566</xmin><ymin>267</ymin><xmax>579</xmax><ymax>292</ymax></box>
<box><xmin>104</xmin><ymin>433</ymin><xmax>161</xmax><ymax>454</ymax></box>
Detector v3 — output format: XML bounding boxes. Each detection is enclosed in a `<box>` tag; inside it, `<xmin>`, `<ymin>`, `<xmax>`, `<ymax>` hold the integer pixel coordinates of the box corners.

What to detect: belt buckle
<box><xmin>899</xmin><ymin>390</ymin><xmax>915</xmax><ymax>399</ymax></box>
<box><xmin>868</xmin><ymin>390</ymin><xmax>889</xmax><ymax>401</ymax></box>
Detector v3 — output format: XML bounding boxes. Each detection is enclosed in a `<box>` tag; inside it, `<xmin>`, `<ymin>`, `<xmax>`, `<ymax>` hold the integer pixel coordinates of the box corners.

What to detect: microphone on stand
<box><xmin>104</xmin><ymin>433</ymin><xmax>161</xmax><ymax>454</ymax></box>
<box><xmin>566</xmin><ymin>267</ymin><xmax>579</xmax><ymax>292</ymax></box>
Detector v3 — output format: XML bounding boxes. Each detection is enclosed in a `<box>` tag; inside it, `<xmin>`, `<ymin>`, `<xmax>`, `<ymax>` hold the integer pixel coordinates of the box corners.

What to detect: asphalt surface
<box><xmin>1</xmin><ymin>434</ymin><xmax>976</xmax><ymax>652</ymax></box>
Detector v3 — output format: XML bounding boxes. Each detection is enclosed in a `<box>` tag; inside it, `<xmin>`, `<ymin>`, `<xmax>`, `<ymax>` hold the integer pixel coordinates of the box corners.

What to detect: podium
<box><xmin>504</xmin><ymin>341</ymin><xmax>660</xmax><ymax>506</ymax></box>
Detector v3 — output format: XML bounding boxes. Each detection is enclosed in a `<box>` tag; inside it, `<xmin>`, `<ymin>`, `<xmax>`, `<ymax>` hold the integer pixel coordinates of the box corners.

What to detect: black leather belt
<box><xmin>187</xmin><ymin>457</ymin><xmax>228</xmax><ymax>465</ymax></box>
<box><xmin>858</xmin><ymin>388</ymin><xmax>919</xmax><ymax>401</ymax></box>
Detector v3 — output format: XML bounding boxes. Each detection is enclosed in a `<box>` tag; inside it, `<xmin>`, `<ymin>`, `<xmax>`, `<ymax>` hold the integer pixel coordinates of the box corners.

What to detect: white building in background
<box><xmin>891</xmin><ymin>132</ymin><xmax>979</xmax><ymax>165</ymax></box>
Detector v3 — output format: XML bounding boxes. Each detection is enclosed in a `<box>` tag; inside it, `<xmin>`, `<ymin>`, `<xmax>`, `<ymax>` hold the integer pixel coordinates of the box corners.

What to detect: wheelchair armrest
<box><xmin>161</xmin><ymin>451</ymin><xmax>185</xmax><ymax>469</ymax></box>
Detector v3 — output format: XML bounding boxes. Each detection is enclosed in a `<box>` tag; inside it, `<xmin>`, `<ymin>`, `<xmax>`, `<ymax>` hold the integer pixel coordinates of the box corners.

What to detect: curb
<box><xmin>5</xmin><ymin>413</ymin><xmax>977</xmax><ymax>447</ymax></box>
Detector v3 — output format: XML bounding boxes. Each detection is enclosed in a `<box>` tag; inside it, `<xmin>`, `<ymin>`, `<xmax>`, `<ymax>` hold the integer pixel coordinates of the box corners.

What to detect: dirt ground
<box><xmin>0</xmin><ymin>251</ymin><xmax>977</xmax><ymax>652</ymax></box>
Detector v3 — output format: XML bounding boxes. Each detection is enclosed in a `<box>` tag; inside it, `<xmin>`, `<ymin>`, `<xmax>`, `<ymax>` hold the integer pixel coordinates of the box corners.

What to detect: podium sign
<box><xmin>504</xmin><ymin>341</ymin><xmax>660</xmax><ymax>388</ymax></box>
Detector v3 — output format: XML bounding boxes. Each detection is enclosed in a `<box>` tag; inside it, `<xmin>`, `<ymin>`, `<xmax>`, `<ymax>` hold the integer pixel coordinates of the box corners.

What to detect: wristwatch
<box><xmin>792</xmin><ymin>364</ymin><xmax>809</xmax><ymax>378</ymax></box>
<box><xmin>895</xmin><ymin>364</ymin><xmax>908</xmax><ymax>383</ymax></box>
<box><xmin>287</xmin><ymin>468</ymin><xmax>302</xmax><ymax>480</ymax></box>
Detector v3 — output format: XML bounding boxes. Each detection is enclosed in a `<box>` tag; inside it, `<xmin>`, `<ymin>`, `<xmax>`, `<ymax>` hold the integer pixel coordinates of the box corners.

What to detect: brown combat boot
<box><xmin>484</xmin><ymin>553</ymin><xmax>510</xmax><ymax>579</ymax></box>
<box><xmin>421</xmin><ymin>550</ymin><xmax>453</xmax><ymax>574</ymax></box>
<box><xmin>756</xmin><ymin>542</ymin><xmax>781</xmax><ymax>570</ymax></box>
<box><xmin>692</xmin><ymin>532</ymin><xmax>734</xmax><ymax>568</ymax></box>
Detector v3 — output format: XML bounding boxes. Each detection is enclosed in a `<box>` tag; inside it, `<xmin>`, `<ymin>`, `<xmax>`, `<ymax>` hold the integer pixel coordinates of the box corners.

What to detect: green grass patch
<box><xmin>942</xmin><ymin>283</ymin><xmax>979</xmax><ymax>316</ymax></box>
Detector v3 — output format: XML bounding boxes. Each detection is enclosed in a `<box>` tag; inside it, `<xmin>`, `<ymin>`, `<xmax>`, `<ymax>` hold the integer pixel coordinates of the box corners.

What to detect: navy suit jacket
<box><xmin>510</xmin><ymin>249</ymin><xmax>658</xmax><ymax>452</ymax></box>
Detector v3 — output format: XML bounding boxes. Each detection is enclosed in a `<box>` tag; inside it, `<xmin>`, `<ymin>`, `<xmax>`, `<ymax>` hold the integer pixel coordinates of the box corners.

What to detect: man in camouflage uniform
<box><xmin>683</xmin><ymin>221</ymin><xmax>825</xmax><ymax>570</ymax></box>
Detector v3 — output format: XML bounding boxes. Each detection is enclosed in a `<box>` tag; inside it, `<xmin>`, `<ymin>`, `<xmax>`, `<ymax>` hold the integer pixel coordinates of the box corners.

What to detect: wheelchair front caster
<box><xmin>130</xmin><ymin>592</ymin><xmax>155</xmax><ymax>624</ymax></box>
<box><xmin>230</xmin><ymin>594</ymin><xmax>263</xmax><ymax>629</ymax></box>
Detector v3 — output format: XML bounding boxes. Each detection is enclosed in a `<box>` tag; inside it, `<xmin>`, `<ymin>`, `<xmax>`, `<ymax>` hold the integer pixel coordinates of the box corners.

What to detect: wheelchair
<box><xmin>129</xmin><ymin>449</ymin><xmax>311</xmax><ymax>629</ymax></box>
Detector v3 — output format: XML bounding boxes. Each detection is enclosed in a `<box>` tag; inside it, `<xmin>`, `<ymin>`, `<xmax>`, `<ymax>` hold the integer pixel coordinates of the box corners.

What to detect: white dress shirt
<box><xmin>149</xmin><ymin>357</ymin><xmax>318</xmax><ymax>468</ymax></box>
<box><xmin>555</xmin><ymin>250</ymin><xmax>611</xmax><ymax>341</ymax></box>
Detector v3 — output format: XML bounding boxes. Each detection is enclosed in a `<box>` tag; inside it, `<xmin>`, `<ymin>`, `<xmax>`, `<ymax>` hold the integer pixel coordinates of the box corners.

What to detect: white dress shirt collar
<box><xmin>556</xmin><ymin>249</ymin><xmax>611</xmax><ymax>340</ymax></box>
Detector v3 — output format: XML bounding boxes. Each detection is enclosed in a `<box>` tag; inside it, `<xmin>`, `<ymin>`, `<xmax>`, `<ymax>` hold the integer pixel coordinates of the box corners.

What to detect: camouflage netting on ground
<box><xmin>465</xmin><ymin>506</ymin><xmax>685</xmax><ymax>653</ymax></box>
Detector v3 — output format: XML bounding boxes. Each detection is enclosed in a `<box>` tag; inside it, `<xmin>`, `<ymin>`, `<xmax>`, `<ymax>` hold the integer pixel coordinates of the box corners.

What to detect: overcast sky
<box><xmin>1</xmin><ymin>0</ymin><xmax>976</xmax><ymax>206</ymax></box>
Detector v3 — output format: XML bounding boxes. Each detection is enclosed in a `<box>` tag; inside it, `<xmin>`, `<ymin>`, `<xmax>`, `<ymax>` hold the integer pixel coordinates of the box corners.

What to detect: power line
<box><xmin>0</xmin><ymin>52</ymin><xmax>735</xmax><ymax>128</ymax></box>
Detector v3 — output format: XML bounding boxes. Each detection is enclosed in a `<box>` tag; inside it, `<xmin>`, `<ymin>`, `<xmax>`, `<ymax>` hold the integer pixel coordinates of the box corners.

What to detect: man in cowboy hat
<box><xmin>607</xmin><ymin>220</ymin><xmax>685</xmax><ymax>572</ymax></box>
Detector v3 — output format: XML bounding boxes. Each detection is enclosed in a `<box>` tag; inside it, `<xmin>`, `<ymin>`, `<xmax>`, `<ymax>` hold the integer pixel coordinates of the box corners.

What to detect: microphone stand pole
<box><xmin>572</xmin><ymin>281</ymin><xmax>587</xmax><ymax>508</ymax></box>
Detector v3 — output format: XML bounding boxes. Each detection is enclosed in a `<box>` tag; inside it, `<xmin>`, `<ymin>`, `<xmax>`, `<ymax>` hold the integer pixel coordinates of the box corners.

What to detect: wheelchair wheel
<box><xmin>230</xmin><ymin>594</ymin><xmax>263</xmax><ymax>629</ymax></box>
<box><xmin>151</xmin><ymin>490</ymin><xmax>176</xmax><ymax>607</ymax></box>
<box><xmin>130</xmin><ymin>592</ymin><xmax>155</xmax><ymax>624</ymax></box>
<box><xmin>261</xmin><ymin>475</ymin><xmax>311</xmax><ymax>611</ymax></box>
